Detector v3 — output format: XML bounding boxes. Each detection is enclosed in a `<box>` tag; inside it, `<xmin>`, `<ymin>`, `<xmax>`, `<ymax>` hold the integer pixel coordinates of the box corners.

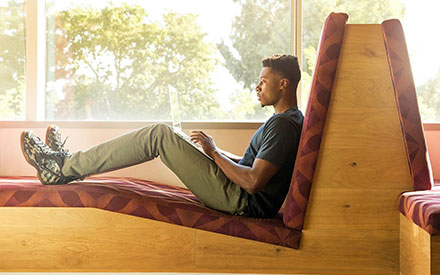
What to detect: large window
<box><xmin>45</xmin><ymin>0</ymin><xmax>288</xmax><ymax>121</ymax></box>
<box><xmin>1</xmin><ymin>0</ymin><xmax>439</xmax><ymax>122</ymax></box>
<box><xmin>0</xmin><ymin>0</ymin><xmax>25</xmax><ymax>120</ymax></box>
<box><xmin>301</xmin><ymin>0</ymin><xmax>440</xmax><ymax>122</ymax></box>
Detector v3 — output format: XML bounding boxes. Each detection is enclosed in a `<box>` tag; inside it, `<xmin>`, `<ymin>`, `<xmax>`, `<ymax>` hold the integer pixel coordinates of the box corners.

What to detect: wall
<box><xmin>0</xmin><ymin>123</ymin><xmax>257</xmax><ymax>187</ymax></box>
<box><xmin>425</xmin><ymin>128</ymin><xmax>440</xmax><ymax>180</ymax></box>
<box><xmin>0</xmin><ymin>123</ymin><xmax>438</xmax><ymax>186</ymax></box>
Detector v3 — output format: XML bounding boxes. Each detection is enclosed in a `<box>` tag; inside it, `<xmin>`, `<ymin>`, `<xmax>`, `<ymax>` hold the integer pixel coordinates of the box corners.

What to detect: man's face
<box><xmin>255</xmin><ymin>67</ymin><xmax>283</xmax><ymax>107</ymax></box>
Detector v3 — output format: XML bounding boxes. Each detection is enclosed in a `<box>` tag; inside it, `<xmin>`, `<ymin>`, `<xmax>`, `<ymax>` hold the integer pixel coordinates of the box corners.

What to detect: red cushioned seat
<box><xmin>0</xmin><ymin>176</ymin><xmax>301</xmax><ymax>248</ymax></box>
<box><xmin>399</xmin><ymin>190</ymin><xmax>440</xmax><ymax>235</ymax></box>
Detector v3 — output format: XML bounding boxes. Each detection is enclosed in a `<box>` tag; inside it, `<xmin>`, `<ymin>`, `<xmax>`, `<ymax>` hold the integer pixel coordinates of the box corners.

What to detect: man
<box><xmin>20</xmin><ymin>54</ymin><xmax>304</xmax><ymax>218</ymax></box>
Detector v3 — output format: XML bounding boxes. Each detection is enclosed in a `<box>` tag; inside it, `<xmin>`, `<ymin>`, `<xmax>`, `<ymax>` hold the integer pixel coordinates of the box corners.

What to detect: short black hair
<box><xmin>262</xmin><ymin>54</ymin><xmax>301</xmax><ymax>89</ymax></box>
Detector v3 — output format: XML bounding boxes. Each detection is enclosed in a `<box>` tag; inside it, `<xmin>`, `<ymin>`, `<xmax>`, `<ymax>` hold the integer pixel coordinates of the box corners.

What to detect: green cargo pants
<box><xmin>61</xmin><ymin>123</ymin><xmax>248</xmax><ymax>215</ymax></box>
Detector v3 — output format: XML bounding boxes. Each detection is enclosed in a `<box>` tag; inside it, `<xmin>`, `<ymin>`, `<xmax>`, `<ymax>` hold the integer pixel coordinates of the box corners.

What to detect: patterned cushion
<box><xmin>399</xmin><ymin>190</ymin><xmax>440</xmax><ymax>235</ymax></box>
<box><xmin>0</xmin><ymin>176</ymin><xmax>301</xmax><ymax>249</ymax></box>
<box><xmin>382</xmin><ymin>19</ymin><xmax>432</xmax><ymax>191</ymax></box>
<box><xmin>283</xmin><ymin>12</ymin><xmax>348</xmax><ymax>230</ymax></box>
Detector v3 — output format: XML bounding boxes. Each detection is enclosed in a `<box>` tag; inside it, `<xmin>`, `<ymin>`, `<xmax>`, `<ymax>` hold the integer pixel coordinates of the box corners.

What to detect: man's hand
<box><xmin>189</xmin><ymin>130</ymin><xmax>218</xmax><ymax>157</ymax></box>
<box><xmin>189</xmin><ymin>130</ymin><xmax>279</xmax><ymax>194</ymax></box>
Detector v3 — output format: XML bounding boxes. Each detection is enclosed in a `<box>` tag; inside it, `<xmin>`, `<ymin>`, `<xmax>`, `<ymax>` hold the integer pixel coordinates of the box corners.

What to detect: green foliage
<box><xmin>217</xmin><ymin>0</ymin><xmax>290</xmax><ymax>91</ymax></box>
<box><xmin>417</xmin><ymin>70</ymin><xmax>440</xmax><ymax>122</ymax></box>
<box><xmin>49</xmin><ymin>3</ymin><xmax>219</xmax><ymax>120</ymax></box>
<box><xmin>0</xmin><ymin>0</ymin><xmax>25</xmax><ymax>120</ymax></box>
<box><xmin>302</xmin><ymin>0</ymin><xmax>405</xmax><ymax>74</ymax></box>
<box><xmin>221</xmin><ymin>0</ymin><xmax>406</xmax><ymax>114</ymax></box>
<box><xmin>229</xmin><ymin>88</ymin><xmax>273</xmax><ymax>120</ymax></box>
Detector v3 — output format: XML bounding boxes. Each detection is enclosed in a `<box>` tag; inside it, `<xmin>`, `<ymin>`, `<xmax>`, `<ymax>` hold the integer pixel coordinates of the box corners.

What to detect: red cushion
<box><xmin>382</xmin><ymin>19</ymin><xmax>432</xmax><ymax>191</ymax></box>
<box><xmin>283</xmin><ymin>12</ymin><xmax>348</xmax><ymax>230</ymax></box>
<box><xmin>0</xmin><ymin>176</ymin><xmax>301</xmax><ymax>249</ymax></box>
<box><xmin>399</xmin><ymin>190</ymin><xmax>440</xmax><ymax>235</ymax></box>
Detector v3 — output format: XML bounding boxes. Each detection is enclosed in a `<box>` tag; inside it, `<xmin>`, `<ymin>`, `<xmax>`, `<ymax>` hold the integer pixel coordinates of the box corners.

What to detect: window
<box><xmin>301</xmin><ymin>0</ymin><xmax>440</xmax><ymax>122</ymax></box>
<box><xmin>3</xmin><ymin>0</ymin><xmax>440</xmax><ymax>122</ymax></box>
<box><xmin>402</xmin><ymin>1</ymin><xmax>440</xmax><ymax>122</ymax></box>
<box><xmin>45</xmin><ymin>0</ymin><xmax>289</xmax><ymax>121</ymax></box>
<box><xmin>0</xmin><ymin>0</ymin><xmax>25</xmax><ymax>120</ymax></box>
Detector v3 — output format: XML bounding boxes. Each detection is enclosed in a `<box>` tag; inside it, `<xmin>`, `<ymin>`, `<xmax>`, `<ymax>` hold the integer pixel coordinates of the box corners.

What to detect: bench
<box><xmin>0</xmin><ymin>13</ymin><xmax>422</xmax><ymax>274</ymax></box>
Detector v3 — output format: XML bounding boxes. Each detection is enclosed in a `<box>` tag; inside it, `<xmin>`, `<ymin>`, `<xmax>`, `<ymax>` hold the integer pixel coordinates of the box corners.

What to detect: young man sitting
<box><xmin>20</xmin><ymin>54</ymin><xmax>304</xmax><ymax>219</ymax></box>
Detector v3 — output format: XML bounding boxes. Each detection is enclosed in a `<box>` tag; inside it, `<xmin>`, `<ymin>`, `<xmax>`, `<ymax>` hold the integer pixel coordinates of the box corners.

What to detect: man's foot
<box><xmin>45</xmin><ymin>125</ymin><xmax>71</xmax><ymax>157</ymax></box>
<box><xmin>21</xmin><ymin>130</ymin><xmax>73</xmax><ymax>185</ymax></box>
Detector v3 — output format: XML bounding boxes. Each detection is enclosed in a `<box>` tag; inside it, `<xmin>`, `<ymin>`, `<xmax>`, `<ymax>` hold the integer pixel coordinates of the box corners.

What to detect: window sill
<box><xmin>424</xmin><ymin>123</ymin><xmax>440</xmax><ymax>131</ymax></box>
<box><xmin>0</xmin><ymin>120</ymin><xmax>263</xmax><ymax>130</ymax></box>
<box><xmin>2</xmin><ymin>121</ymin><xmax>439</xmax><ymax>131</ymax></box>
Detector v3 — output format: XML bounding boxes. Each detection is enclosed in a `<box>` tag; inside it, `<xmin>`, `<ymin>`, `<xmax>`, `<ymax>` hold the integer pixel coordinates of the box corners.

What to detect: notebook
<box><xmin>168</xmin><ymin>85</ymin><xmax>210</xmax><ymax>157</ymax></box>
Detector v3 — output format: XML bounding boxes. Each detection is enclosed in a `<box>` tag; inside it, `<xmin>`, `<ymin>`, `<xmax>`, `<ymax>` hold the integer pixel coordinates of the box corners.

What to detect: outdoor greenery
<box><xmin>220</xmin><ymin>0</ymin><xmax>406</xmax><ymax>108</ymax></box>
<box><xmin>0</xmin><ymin>0</ymin><xmax>25</xmax><ymax>120</ymax></box>
<box><xmin>0</xmin><ymin>0</ymin><xmax>439</xmax><ymax>121</ymax></box>
<box><xmin>46</xmin><ymin>3</ymin><xmax>219</xmax><ymax>120</ymax></box>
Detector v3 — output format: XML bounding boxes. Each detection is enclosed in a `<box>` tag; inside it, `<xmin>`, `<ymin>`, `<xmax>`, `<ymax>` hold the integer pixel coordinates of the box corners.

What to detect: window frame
<box><xmin>8</xmin><ymin>0</ymin><xmax>435</xmax><ymax>128</ymax></box>
<box><xmin>16</xmin><ymin>0</ymin><xmax>301</xmax><ymax>127</ymax></box>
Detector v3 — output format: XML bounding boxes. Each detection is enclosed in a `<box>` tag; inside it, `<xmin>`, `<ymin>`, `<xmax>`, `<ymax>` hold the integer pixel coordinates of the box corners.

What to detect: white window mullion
<box><xmin>25</xmin><ymin>0</ymin><xmax>46</xmax><ymax>121</ymax></box>
<box><xmin>291</xmin><ymin>0</ymin><xmax>303</xmax><ymax>109</ymax></box>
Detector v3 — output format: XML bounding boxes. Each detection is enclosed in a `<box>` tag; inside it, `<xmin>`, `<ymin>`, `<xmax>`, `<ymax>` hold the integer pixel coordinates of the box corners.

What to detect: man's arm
<box><xmin>218</xmin><ymin>149</ymin><xmax>242</xmax><ymax>163</ymax></box>
<box><xmin>190</xmin><ymin>131</ymin><xmax>279</xmax><ymax>194</ymax></box>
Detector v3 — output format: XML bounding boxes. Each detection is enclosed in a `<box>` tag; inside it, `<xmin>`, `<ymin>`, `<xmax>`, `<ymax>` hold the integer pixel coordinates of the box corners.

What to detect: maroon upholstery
<box><xmin>399</xmin><ymin>191</ymin><xmax>440</xmax><ymax>235</ymax></box>
<box><xmin>0</xmin><ymin>176</ymin><xmax>301</xmax><ymax>249</ymax></box>
<box><xmin>382</xmin><ymin>19</ymin><xmax>432</xmax><ymax>191</ymax></box>
<box><xmin>283</xmin><ymin>12</ymin><xmax>348</xmax><ymax>230</ymax></box>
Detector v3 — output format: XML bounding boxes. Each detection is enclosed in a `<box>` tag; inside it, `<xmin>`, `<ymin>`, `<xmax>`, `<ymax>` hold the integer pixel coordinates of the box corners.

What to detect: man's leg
<box><xmin>62</xmin><ymin>123</ymin><xmax>247</xmax><ymax>215</ymax></box>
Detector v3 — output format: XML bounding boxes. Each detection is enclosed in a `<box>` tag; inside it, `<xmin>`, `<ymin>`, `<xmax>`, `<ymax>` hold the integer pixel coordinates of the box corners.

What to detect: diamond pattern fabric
<box><xmin>283</xmin><ymin>12</ymin><xmax>348</xmax><ymax>230</ymax></box>
<box><xmin>382</xmin><ymin>19</ymin><xmax>432</xmax><ymax>191</ymax></box>
<box><xmin>0</xmin><ymin>176</ymin><xmax>301</xmax><ymax>249</ymax></box>
<box><xmin>399</xmin><ymin>191</ymin><xmax>440</xmax><ymax>235</ymax></box>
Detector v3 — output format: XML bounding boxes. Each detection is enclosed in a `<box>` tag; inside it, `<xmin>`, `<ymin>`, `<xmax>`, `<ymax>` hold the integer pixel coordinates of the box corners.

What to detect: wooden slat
<box><xmin>305</xmin><ymin>188</ymin><xmax>404</xmax><ymax>230</ymax></box>
<box><xmin>0</xmin><ymin>207</ymin><xmax>196</xmax><ymax>272</ymax></box>
<box><xmin>195</xmin><ymin>228</ymin><xmax>398</xmax><ymax>274</ymax></box>
<box><xmin>400</xmin><ymin>213</ymin><xmax>431</xmax><ymax>275</ymax></box>
<box><xmin>431</xmin><ymin>235</ymin><xmax>440</xmax><ymax>274</ymax></box>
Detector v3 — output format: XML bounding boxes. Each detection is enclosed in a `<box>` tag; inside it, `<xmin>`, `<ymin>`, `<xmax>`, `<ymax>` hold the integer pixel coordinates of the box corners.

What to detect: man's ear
<box><xmin>280</xmin><ymin>79</ymin><xmax>289</xmax><ymax>90</ymax></box>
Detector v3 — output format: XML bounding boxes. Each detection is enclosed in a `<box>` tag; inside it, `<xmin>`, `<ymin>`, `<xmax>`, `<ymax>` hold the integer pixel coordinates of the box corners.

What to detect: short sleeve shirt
<box><xmin>238</xmin><ymin>107</ymin><xmax>303</xmax><ymax>218</ymax></box>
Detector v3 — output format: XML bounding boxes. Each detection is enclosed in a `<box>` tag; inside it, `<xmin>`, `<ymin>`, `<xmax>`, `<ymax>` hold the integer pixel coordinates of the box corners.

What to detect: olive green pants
<box><xmin>61</xmin><ymin>123</ymin><xmax>247</xmax><ymax>215</ymax></box>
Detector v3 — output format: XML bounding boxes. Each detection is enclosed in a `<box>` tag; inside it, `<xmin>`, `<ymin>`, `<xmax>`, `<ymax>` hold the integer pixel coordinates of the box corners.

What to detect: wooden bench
<box><xmin>400</xmin><ymin>188</ymin><xmax>440</xmax><ymax>275</ymax></box>
<box><xmin>0</xmin><ymin>13</ymin><xmax>426</xmax><ymax>274</ymax></box>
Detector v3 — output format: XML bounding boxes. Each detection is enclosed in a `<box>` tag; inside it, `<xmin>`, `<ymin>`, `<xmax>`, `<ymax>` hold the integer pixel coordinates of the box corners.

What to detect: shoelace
<box><xmin>54</xmin><ymin>131</ymin><xmax>69</xmax><ymax>152</ymax></box>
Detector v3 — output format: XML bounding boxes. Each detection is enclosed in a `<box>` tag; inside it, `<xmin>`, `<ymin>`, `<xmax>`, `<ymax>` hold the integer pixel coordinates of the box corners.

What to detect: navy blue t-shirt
<box><xmin>238</xmin><ymin>107</ymin><xmax>303</xmax><ymax>218</ymax></box>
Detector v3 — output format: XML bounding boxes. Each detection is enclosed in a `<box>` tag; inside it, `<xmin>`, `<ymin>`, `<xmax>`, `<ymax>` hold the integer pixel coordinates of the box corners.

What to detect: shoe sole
<box><xmin>20</xmin><ymin>131</ymin><xmax>47</xmax><ymax>185</ymax></box>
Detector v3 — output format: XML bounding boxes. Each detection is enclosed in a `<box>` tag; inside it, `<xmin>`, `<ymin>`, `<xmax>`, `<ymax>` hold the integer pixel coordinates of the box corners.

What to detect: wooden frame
<box><xmin>0</xmin><ymin>23</ymin><xmax>416</xmax><ymax>274</ymax></box>
<box><xmin>400</xmin><ymin>213</ymin><xmax>440</xmax><ymax>275</ymax></box>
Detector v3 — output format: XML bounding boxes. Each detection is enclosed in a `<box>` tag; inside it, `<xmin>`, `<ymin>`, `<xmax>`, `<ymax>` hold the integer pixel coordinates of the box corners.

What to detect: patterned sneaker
<box><xmin>45</xmin><ymin>125</ymin><xmax>71</xmax><ymax>158</ymax></box>
<box><xmin>21</xmin><ymin>130</ymin><xmax>73</xmax><ymax>185</ymax></box>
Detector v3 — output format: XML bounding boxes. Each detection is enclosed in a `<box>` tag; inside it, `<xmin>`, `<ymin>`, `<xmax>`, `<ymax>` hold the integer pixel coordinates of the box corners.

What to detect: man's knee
<box><xmin>139</xmin><ymin>123</ymin><xmax>172</xmax><ymax>138</ymax></box>
<box><xmin>153</xmin><ymin>123</ymin><xmax>172</xmax><ymax>133</ymax></box>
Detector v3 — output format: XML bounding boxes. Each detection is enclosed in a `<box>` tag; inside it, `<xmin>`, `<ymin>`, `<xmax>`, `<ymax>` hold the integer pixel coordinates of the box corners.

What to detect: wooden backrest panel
<box><xmin>304</xmin><ymin>24</ymin><xmax>414</xmax><ymax>231</ymax></box>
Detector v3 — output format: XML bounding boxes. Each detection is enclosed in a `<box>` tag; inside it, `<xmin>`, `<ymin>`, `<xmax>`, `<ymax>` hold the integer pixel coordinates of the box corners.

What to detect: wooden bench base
<box><xmin>400</xmin><ymin>213</ymin><xmax>440</xmax><ymax>274</ymax></box>
<box><xmin>0</xmin><ymin>207</ymin><xmax>400</xmax><ymax>274</ymax></box>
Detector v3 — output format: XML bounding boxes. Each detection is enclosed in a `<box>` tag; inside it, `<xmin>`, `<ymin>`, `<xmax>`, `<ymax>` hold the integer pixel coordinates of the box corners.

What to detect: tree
<box><xmin>417</xmin><ymin>69</ymin><xmax>440</xmax><ymax>121</ymax></box>
<box><xmin>220</xmin><ymin>0</ymin><xmax>405</xmax><ymax>112</ymax></box>
<box><xmin>0</xmin><ymin>0</ymin><xmax>25</xmax><ymax>120</ymax></box>
<box><xmin>48</xmin><ymin>3</ymin><xmax>220</xmax><ymax>120</ymax></box>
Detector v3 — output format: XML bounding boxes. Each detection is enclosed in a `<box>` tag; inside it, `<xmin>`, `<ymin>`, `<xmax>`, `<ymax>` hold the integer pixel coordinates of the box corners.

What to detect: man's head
<box><xmin>256</xmin><ymin>54</ymin><xmax>301</xmax><ymax>108</ymax></box>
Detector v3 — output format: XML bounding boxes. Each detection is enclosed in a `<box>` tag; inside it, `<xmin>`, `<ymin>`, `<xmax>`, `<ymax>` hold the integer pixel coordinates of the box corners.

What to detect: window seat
<box><xmin>0</xmin><ymin>176</ymin><xmax>301</xmax><ymax>249</ymax></box>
